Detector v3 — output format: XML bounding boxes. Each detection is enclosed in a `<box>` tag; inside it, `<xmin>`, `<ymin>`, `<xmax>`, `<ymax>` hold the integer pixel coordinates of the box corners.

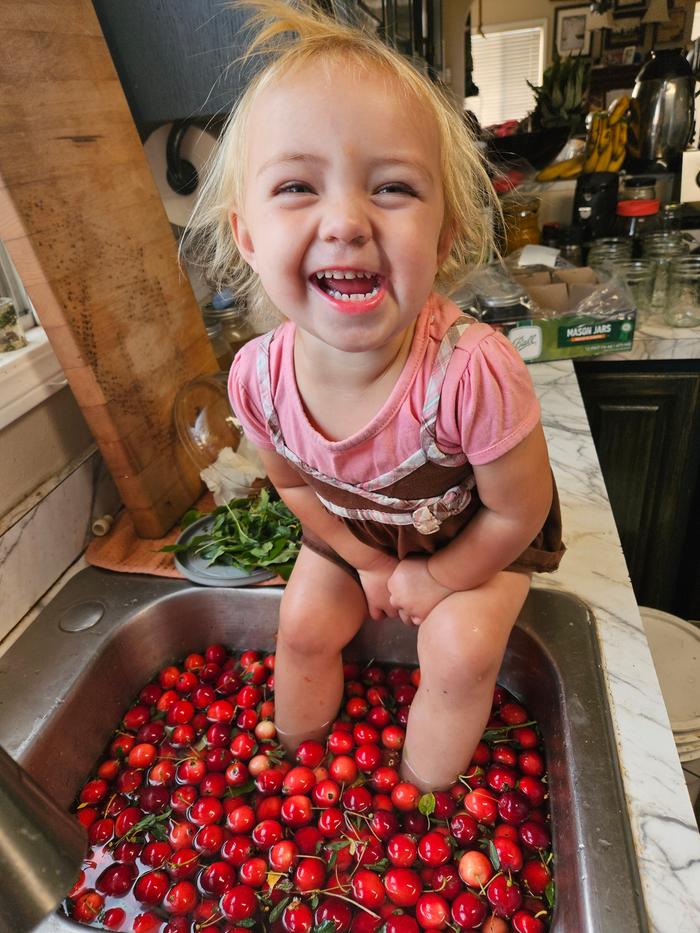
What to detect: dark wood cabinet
<box><xmin>91</xmin><ymin>0</ymin><xmax>442</xmax><ymax>137</ymax></box>
<box><xmin>575</xmin><ymin>360</ymin><xmax>700</xmax><ymax>619</ymax></box>
<box><xmin>92</xmin><ymin>0</ymin><xmax>251</xmax><ymax>137</ymax></box>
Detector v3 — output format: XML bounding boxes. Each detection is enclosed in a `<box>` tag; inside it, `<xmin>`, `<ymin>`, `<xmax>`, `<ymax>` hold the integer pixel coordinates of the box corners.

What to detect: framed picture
<box><xmin>553</xmin><ymin>4</ymin><xmax>592</xmax><ymax>57</ymax></box>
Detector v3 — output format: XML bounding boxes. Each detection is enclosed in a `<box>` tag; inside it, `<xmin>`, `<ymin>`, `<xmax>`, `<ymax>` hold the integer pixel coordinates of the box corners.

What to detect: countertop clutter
<box><xmin>531</xmin><ymin>324</ymin><xmax>700</xmax><ymax>930</ymax></box>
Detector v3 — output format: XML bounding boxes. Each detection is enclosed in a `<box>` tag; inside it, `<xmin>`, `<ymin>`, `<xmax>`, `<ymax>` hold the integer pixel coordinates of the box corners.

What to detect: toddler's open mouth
<box><xmin>312</xmin><ymin>269</ymin><xmax>381</xmax><ymax>303</ymax></box>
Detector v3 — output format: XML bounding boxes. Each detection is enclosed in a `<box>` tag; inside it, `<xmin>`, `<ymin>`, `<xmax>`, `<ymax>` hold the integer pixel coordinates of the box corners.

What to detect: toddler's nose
<box><xmin>319</xmin><ymin>194</ymin><xmax>371</xmax><ymax>246</ymax></box>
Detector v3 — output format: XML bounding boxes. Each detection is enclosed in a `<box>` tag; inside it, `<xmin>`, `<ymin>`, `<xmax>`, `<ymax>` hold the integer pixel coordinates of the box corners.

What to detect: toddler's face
<box><xmin>231</xmin><ymin>59</ymin><xmax>449</xmax><ymax>354</ymax></box>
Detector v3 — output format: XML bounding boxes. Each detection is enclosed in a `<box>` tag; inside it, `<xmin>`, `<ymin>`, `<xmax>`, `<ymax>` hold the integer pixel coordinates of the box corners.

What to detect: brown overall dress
<box><xmin>256</xmin><ymin>315</ymin><xmax>565</xmax><ymax>582</ymax></box>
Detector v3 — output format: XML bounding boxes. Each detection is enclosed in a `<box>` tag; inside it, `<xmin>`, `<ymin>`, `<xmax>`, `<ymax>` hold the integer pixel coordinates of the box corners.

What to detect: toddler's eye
<box><xmin>375</xmin><ymin>182</ymin><xmax>417</xmax><ymax>196</ymax></box>
<box><xmin>276</xmin><ymin>182</ymin><xmax>314</xmax><ymax>195</ymax></box>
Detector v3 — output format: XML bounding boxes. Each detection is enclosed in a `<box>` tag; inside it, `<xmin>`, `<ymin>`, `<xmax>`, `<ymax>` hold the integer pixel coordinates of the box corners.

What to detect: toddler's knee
<box><xmin>277</xmin><ymin>610</ymin><xmax>329</xmax><ymax>658</ymax></box>
<box><xmin>419</xmin><ymin>613</ymin><xmax>502</xmax><ymax>695</ymax></box>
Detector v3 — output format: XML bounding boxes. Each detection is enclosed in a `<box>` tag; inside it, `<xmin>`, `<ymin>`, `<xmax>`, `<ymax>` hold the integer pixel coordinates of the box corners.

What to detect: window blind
<box><xmin>465</xmin><ymin>25</ymin><xmax>544</xmax><ymax>128</ymax></box>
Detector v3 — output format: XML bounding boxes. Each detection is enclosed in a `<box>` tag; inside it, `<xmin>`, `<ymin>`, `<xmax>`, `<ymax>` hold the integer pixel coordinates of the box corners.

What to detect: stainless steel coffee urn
<box><xmin>628</xmin><ymin>48</ymin><xmax>696</xmax><ymax>173</ymax></box>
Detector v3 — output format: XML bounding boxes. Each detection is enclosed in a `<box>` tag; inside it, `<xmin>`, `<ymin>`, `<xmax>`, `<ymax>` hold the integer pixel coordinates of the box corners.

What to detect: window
<box><xmin>693</xmin><ymin>1</ymin><xmax>700</xmax><ymax>39</ymax></box>
<box><xmin>0</xmin><ymin>240</ymin><xmax>65</xmax><ymax>430</ymax></box>
<box><xmin>465</xmin><ymin>21</ymin><xmax>545</xmax><ymax>129</ymax></box>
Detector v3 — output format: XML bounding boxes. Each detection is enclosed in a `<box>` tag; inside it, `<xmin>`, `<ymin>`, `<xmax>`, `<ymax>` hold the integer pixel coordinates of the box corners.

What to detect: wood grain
<box><xmin>0</xmin><ymin>0</ymin><xmax>219</xmax><ymax>537</ymax></box>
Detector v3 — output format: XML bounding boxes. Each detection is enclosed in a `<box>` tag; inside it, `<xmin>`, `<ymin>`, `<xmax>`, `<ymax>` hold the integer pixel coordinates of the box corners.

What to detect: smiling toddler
<box><xmin>186</xmin><ymin>0</ymin><xmax>565</xmax><ymax>791</ymax></box>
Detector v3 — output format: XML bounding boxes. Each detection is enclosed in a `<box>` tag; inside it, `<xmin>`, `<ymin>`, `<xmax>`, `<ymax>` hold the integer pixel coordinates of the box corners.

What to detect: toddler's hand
<box><xmin>357</xmin><ymin>552</ymin><xmax>399</xmax><ymax>622</ymax></box>
<box><xmin>388</xmin><ymin>557</ymin><xmax>453</xmax><ymax>625</ymax></box>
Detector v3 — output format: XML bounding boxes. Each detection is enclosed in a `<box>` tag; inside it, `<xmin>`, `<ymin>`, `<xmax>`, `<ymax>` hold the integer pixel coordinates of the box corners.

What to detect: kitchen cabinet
<box><xmin>91</xmin><ymin>0</ymin><xmax>251</xmax><ymax>137</ymax></box>
<box><xmin>575</xmin><ymin>360</ymin><xmax>700</xmax><ymax>619</ymax></box>
<box><xmin>91</xmin><ymin>0</ymin><xmax>442</xmax><ymax>138</ymax></box>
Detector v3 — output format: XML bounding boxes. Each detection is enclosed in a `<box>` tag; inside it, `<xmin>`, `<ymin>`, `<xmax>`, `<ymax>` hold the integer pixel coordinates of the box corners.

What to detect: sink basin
<box><xmin>0</xmin><ymin>568</ymin><xmax>648</xmax><ymax>932</ymax></box>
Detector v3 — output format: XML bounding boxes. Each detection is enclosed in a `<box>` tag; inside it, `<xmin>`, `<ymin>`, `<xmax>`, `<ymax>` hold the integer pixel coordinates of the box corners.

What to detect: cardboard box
<box><xmin>496</xmin><ymin>264</ymin><xmax>636</xmax><ymax>363</ymax></box>
<box><xmin>494</xmin><ymin>310</ymin><xmax>636</xmax><ymax>363</ymax></box>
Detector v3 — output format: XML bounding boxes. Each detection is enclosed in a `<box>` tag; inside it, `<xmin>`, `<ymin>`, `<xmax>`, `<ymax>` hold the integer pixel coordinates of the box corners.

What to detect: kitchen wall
<box><xmin>1</xmin><ymin>388</ymin><xmax>93</xmax><ymax>517</ymax></box>
<box><xmin>476</xmin><ymin>0</ymin><xmax>554</xmax><ymax>41</ymax></box>
<box><xmin>442</xmin><ymin>0</ymin><xmax>555</xmax><ymax>103</ymax></box>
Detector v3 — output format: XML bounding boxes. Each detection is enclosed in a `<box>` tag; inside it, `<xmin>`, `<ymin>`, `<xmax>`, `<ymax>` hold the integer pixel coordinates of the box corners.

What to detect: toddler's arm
<box><xmin>254</xmin><ymin>446</ymin><xmax>397</xmax><ymax>618</ymax></box>
<box><xmin>388</xmin><ymin>424</ymin><xmax>553</xmax><ymax>621</ymax></box>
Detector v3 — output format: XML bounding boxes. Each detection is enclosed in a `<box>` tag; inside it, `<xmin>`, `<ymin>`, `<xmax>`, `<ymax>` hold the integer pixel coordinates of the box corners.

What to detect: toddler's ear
<box><xmin>229</xmin><ymin>210</ymin><xmax>257</xmax><ymax>271</ymax></box>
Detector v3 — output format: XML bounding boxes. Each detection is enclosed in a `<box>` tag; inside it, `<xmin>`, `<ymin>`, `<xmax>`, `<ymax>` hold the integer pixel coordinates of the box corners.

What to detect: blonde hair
<box><xmin>184</xmin><ymin>0</ymin><xmax>498</xmax><ymax>325</ymax></box>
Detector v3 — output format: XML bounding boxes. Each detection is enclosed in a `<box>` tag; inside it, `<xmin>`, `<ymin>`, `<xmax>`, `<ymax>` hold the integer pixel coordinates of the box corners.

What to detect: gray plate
<box><xmin>173</xmin><ymin>514</ymin><xmax>276</xmax><ymax>587</ymax></box>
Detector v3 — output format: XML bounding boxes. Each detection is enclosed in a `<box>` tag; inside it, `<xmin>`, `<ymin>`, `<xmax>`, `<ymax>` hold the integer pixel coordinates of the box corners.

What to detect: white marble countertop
<box><xmin>598</xmin><ymin>314</ymin><xmax>700</xmax><ymax>362</ymax></box>
<box><xmin>531</xmin><ymin>318</ymin><xmax>700</xmax><ymax>931</ymax></box>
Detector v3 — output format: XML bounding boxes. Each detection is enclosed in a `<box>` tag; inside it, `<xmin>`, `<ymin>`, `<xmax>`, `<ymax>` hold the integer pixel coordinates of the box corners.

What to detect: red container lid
<box><xmin>616</xmin><ymin>198</ymin><xmax>660</xmax><ymax>216</ymax></box>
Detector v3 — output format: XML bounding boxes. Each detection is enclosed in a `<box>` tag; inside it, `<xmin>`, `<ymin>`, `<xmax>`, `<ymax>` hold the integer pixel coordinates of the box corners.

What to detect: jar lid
<box><xmin>478</xmin><ymin>293</ymin><xmax>527</xmax><ymax>310</ymax></box>
<box><xmin>204</xmin><ymin>306</ymin><xmax>247</xmax><ymax>326</ymax></box>
<box><xmin>616</xmin><ymin>198</ymin><xmax>660</xmax><ymax>217</ymax></box>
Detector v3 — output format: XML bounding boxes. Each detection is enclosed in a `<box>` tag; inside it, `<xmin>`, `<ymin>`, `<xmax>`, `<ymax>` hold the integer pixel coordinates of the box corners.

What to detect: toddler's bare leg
<box><xmin>274</xmin><ymin>545</ymin><xmax>367</xmax><ymax>753</ymax></box>
<box><xmin>401</xmin><ymin>571</ymin><xmax>531</xmax><ymax>791</ymax></box>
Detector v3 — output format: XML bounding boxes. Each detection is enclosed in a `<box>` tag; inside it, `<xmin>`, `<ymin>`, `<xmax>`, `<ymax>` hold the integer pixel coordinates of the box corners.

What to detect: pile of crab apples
<box><xmin>65</xmin><ymin>644</ymin><xmax>554</xmax><ymax>933</ymax></box>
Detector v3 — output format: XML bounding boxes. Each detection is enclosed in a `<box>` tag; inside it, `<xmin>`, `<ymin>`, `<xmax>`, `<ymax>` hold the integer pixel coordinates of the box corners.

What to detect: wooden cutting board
<box><xmin>0</xmin><ymin>0</ymin><xmax>219</xmax><ymax>537</ymax></box>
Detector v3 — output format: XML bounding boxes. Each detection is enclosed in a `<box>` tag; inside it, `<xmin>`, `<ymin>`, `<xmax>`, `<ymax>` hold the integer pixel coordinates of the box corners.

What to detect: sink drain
<box><xmin>58</xmin><ymin>600</ymin><xmax>105</xmax><ymax>632</ymax></box>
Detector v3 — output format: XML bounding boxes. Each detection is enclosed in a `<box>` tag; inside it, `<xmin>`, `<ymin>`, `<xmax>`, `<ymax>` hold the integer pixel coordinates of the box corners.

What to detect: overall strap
<box><xmin>419</xmin><ymin>315</ymin><xmax>475</xmax><ymax>464</ymax></box>
<box><xmin>253</xmin><ymin>323</ymin><xmax>475</xmax><ymax>533</ymax></box>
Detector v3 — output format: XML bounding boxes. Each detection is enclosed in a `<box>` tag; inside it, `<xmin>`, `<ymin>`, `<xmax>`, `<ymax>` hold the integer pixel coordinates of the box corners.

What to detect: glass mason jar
<box><xmin>587</xmin><ymin>237</ymin><xmax>633</xmax><ymax>271</ymax></box>
<box><xmin>614</xmin><ymin>199</ymin><xmax>660</xmax><ymax>257</ymax></box>
<box><xmin>611</xmin><ymin>259</ymin><xmax>655</xmax><ymax>318</ymax></box>
<box><xmin>641</xmin><ymin>232</ymin><xmax>691</xmax><ymax>313</ymax></box>
<box><xmin>658</xmin><ymin>202</ymin><xmax>684</xmax><ymax>233</ymax></box>
<box><xmin>204</xmin><ymin>304</ymin><xmax>256</xmax><ymax>357</ymax></box>
<box><xmin>502</xmin><ymin>197</ymin><xmax>541</xmax><ymax>255</ymax></box>
<box><xmin>205</xmin><ymin>321</ymin><xmax>234</xmax><ymax>371</ymax></box>
<box><xmin>665</xmin><ymin>256</ymin><xmax>700</xmax><ymax>328</ymax></box>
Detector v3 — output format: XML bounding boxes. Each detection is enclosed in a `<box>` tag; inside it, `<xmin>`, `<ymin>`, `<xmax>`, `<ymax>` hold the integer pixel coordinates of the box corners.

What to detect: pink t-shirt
<box><xmin>228</xmin><ymin>294</ymin><xmax>540</xmax><ymax>484</ymax></box>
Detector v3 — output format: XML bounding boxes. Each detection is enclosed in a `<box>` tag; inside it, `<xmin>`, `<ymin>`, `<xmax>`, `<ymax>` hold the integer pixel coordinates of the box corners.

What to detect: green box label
<box><xmin>557</xmin><ymin>320</ymin><xmax>631</xmax><ymax>348</ymax></box>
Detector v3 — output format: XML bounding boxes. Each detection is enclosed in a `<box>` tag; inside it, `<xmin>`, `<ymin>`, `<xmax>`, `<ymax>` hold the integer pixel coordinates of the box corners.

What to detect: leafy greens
<box><xmin>162</xmin><ymin>488</ymin><xmax>301</xmax><ymax>580</ymax></box>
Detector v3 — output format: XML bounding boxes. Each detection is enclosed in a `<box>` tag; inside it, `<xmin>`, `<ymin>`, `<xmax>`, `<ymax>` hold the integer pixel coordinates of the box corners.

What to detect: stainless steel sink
<box><xmin>0</xmin><ymin>568</ymin><xmax>648</xmax><ymax>932</ymax></box>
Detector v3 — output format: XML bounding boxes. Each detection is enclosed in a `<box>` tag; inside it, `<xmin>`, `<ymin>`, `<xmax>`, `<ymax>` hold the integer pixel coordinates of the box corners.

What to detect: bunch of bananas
<box><xmin>535</xmin><ymin>153</ymin><xmax>586</xmax><ymax>182</ymax></box>
<box><xmin>534</xmin><ymin>95</ymin><xmax>630</xmax><ymax>182</ymax></box>
<box><xmin>583</xmin><ymin>95</ymin><xmax>630</xmax><ymax>173</ymax></box>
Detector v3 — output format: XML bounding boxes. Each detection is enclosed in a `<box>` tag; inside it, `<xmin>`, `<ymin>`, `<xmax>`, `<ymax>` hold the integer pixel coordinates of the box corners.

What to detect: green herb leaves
<box><xmin>162</xmin><ymin>488</ymin><xmax>301</xmax><ymax>580</ymax></box>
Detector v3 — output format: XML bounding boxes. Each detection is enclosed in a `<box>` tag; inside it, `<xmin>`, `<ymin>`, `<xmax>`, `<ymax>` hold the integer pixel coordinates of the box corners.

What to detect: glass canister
<box><xmin>558</xmin><ymin>226</ymin><xmax>583</xmax><ymax>266</ymax></box>
<box><xmin>587</xmin><ymin>237</ymin><xmax>633</xmax><ymax>271</ymax></box>
<box><xmin>665</xmin><ymin>256</ymin><xmax>700</xmax><ymax>328</ymax></box>
<box><xmin>658</xmin><ymin>202</ymin><xmax>684</xmax><ymax>233</ymax></box>
<box><xmin>620</xmin><ymin>176</ymin><xmax>657</xmax><ymax>201</ymax></box>
<box><xmin>205</xmin><ymin>321</ymin><xmax>234</xmax><ymax>371</ymax></box>
<box><xmin>614</xmin><ymin>198</ymin><xmax>660</xmax><ymax>255</ymax></box>
<box><xmin>204</xmin><ymin>303</ymin><xmax>257</xmax><ymax>357</ymax></box>
<box><xmin>502</xmin><ymin>197</ymin><xmax>541</xmax><ymax>255</ymax></box>
<box><xmin>611</xmin><ymin>259</ymin><xmax>655</xmax><ymax>317</ymax></box>
<box><xmin>641</xmin><ymin>232</ymin><xmax>691</xmax><ymax>312</ymax></box>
